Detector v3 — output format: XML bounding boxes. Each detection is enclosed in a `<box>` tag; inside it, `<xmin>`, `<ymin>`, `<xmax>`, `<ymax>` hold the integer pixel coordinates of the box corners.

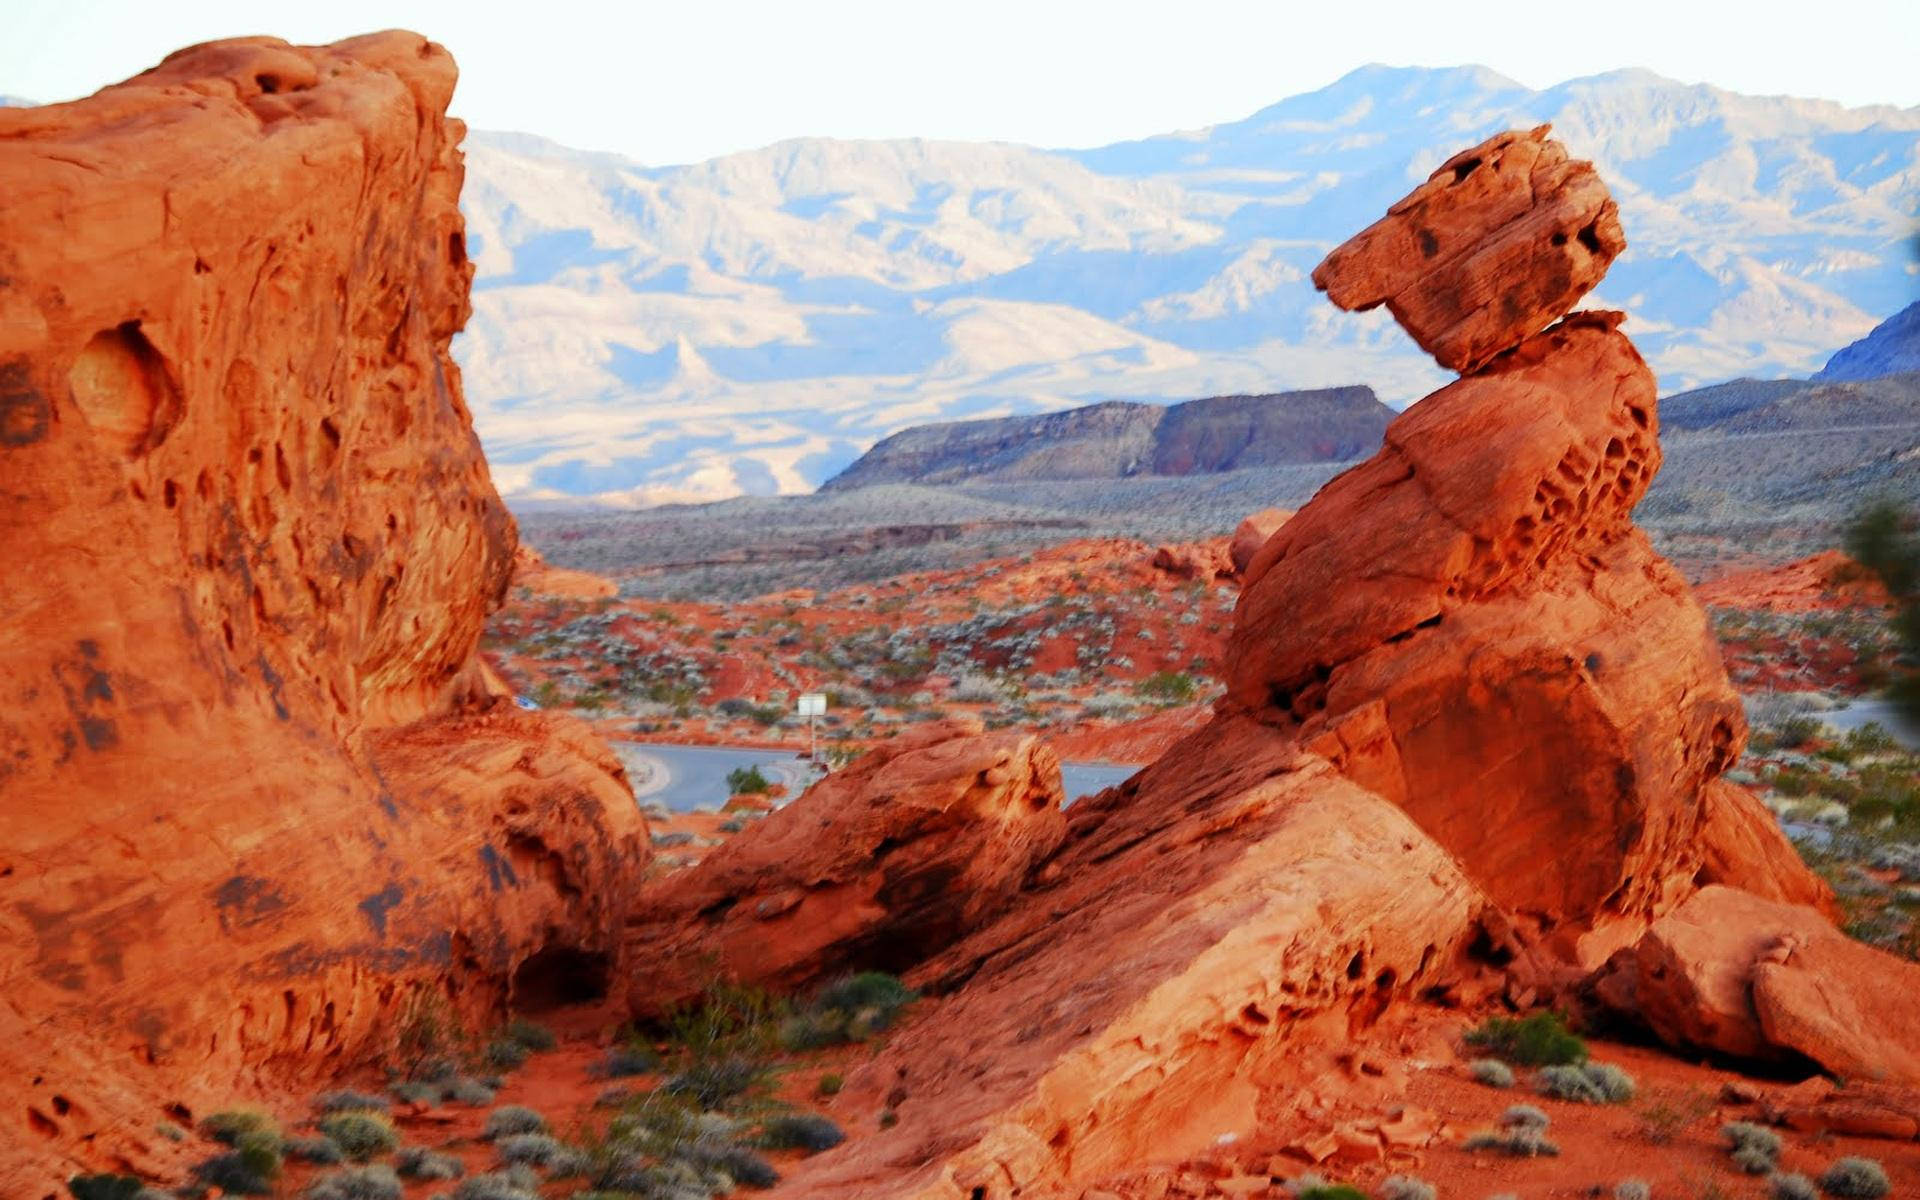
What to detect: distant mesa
<box><xmin>819</xmin><ymin>386</ymin><xmax>1392</xmax><ymax>490</ymax></box>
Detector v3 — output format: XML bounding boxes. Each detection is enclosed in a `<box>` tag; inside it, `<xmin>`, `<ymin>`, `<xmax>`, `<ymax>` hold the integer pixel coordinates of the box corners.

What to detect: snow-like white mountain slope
<box><xmin>456</xmin><ymin>64</ymin><xmax>1920</xmax><ymax>506</ymax></box>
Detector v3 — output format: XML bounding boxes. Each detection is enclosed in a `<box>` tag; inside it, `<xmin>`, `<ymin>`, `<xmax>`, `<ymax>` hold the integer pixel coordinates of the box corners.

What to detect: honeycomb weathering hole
<box><xmin>68</xmin><ymin>322</ymin><xmax>182</xmax><ymax>458</ymax></box>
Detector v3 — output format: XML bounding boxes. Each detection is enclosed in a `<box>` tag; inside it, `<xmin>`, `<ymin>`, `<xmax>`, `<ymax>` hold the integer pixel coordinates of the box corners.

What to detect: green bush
<box><xmin>199</xmin><ymin>1108</ymin><xmax>278</xmax><ymax>1146</ymax></box>
<box><xmin>1821</xmin><ymin>1157</ymin><xmax>1891</xmax><ymax>1198</ymax></box>
<box><xmin>284</xmin><ymin>1135</ymin><xmax>345</xmax><ymax>1164</ymax></box>
<box><xmin>67</xmin><ymin>1175</ymin><xmax>144</xmax><ymax>1200</ymax></box>
<box><xmin>1463</xmin><ymin>1010</ymin><xmax>1588</xmax><ymax>1066</ymax></box>
<box><xmin>1135</xmin><ymin>670</ymin><xmax>1199</xmax><ymax>703</ymax></box>
<box><xmin>1297</xmin><ymin>1187</ymin><xmax>1367</xmax><ymax>1200</ymax></box>
<box><xmin>727</xmin><ymin>765</ymin><xmax>772</xmax><ymax>794</ymax></box>
<box><xmin>317</xmin><ymin>1110</ymin><xmax>399</xmax><ymax>1161</ymax></box>
<box><xmin>483</xmin><ymin>1037</ymin><xmax>531</xmax><ymax>1070</ymax></box>
<box><xmin>191</xmin><ymin>1131</ymin><xmax>282</xmax><ymax>1197</ymax></box>
<box><xmin>778</xmin><ymin>971</ymin><xmax>916</xmax><ymax>1051</ymax></box>
<box><xmin>816</xmin><ymin>1072</ymin><xmax>844</xmax><ymax>1096</ymax></box>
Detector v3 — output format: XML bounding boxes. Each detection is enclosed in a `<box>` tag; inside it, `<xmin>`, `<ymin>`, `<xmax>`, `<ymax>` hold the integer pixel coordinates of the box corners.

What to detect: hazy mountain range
<box><xmin>15</xmin><ymin>70</ymin><xmax>1920</xmax><ymax>506</ymax></box>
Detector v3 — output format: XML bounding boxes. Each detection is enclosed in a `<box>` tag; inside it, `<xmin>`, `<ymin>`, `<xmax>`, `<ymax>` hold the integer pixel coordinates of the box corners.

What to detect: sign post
<box><xmin>796</xmin><ymin>692</ymin><xmax>827</xmax><ymax>763</ymax></box>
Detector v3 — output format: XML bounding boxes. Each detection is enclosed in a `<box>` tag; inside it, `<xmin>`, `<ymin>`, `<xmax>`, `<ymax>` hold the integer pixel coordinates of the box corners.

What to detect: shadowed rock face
<box><xmin>0</xmin><ymin>35</ymin><xmax>644</xmax><ymax>1188</ymax></box>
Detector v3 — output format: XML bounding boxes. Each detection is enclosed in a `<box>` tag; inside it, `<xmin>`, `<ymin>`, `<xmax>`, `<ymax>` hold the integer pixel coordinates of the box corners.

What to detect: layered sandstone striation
<box><xmin>0</xmin><ymin>35</ymin><xmax>644</xmax><ymax>1189</ymax></box>
<box><xmin>738</xmin><ymin>129</ymin><xmax>1843</xmax><ymax>1197</ymax></box>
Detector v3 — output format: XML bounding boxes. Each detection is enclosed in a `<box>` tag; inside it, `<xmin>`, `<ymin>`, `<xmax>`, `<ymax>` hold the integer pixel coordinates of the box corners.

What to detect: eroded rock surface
<box><xmin>623</xmin><ymin>720</ymin><xmax>1065</xmax><ymax>1014</ymax></box>
<box><xmin>1598</xmin><ymin>886</ymin><xmax>1920</xmax><ymax>1084</ymax></box>
<box><xmin>0</xmin><ymin>36</ymin><xmax>644</xmax><ymax>1188</ymax></box>
<box><xmin>1312</xmin><ymin>125</ymin><xmax>1625</xmax><ymax>372</ymax></box>
<box><xmin>714</xmin><ymin>128</ymin><xmax>1852</xmax><ymax>1198</ymax></box>
<box><xmin>1228</xmin><ymin>507</ymin><xmax>1294</xmax><ymax>574</ymax></box>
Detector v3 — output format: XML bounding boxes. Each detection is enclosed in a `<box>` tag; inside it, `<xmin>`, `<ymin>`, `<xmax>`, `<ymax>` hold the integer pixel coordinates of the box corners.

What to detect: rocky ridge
<box><xmin>0</xmin><ymin>37</ymin><xmax>645</xmax><ymax>1190</ymax></box>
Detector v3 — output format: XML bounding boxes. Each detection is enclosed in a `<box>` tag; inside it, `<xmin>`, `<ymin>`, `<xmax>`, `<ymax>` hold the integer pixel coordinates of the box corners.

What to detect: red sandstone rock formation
<box><xmin>1228</xmin><ymin>507</ymin><xmax>1294</xmax><ymax>574</ymax></box>
<box><xmin>747</xmin><ymin>129</ymin><xmax>1836</xmax><ymax>1197</ymax></box>
<box><xmin>1598</xmin><ymin>886</ymin><xmax>1920</xmax><ymax>1085</ymax></box>
<box><xmin>623</xmin><ymin>720</ymin><xmax>1065</xmax><ymax>1014</ymax></box>
<box><xmin>1150</xmin><ymin>538</ymin><xmax>1236</xmax><ymax>580</ymax></box>
<box><xmin>0</xmin><ymin>36</ymin><xmax>644</xmax><ymax>1190</ymax></box>
<box><xmin>1312</xmin><ymin>125</ymin><xmax>1626</xmax><ymax>373</ymax></box>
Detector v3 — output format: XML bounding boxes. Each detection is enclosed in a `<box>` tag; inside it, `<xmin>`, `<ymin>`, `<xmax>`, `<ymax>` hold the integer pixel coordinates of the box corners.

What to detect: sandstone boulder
<box><xmin>623</xmin><ymin>720</ymin><xmax>1067</xmax><ymax>1013</ymax></box>
<box><xmin>1312</xmin><ymin>125</ymin><xmax>1625</xmax><ymax>372</ymax></box>
<box><xmin>1151</xmin><ymin>538</ymin><xmax>1235</xmax><ymax>580</ymax></box>
<box><xmin>0</xmin><ymin>36</ymin><xmax>644</xmax><ymax>1188</ymax></box>
<box><xmin>1597</xmin><ymin>886</ymin><xmax>1920</xmax><ymax>1084</ymax></box>
<box><xmin>1229</xmin><ymin>507</ymin><xmax>1294</xmax><ymax>574</ymax></box>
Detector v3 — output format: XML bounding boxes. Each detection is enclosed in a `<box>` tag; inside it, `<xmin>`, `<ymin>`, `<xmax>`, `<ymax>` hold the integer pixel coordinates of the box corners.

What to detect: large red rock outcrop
<box><xmin>0</xmin><ymin>36</ymin><xmax>644</xmax><ymax>1190</ymax></box>
<box><xmin>741</xmin><ymin>129</ymin><xmax>1838</xmax><ymax>1197</ymax></box>
<box><xmin>623</xmin><ymin>720</ymin><xmax>1066</xmax><ymax>1013</ymax></box>
<box><xmin>1228</xmin><ymin>506</ymin><xmax>1294</xmax><ymax>574</ymax></box>
<box><xmin>1597</xmin><ymin>886</ymin><xmax>1920</xmax><ymax>1084</ymax></box>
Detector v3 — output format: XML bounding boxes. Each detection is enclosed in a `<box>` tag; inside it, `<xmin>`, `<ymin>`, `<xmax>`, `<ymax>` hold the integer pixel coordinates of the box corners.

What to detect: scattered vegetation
<box><xmin>726</xmin><ymin>765</ymin><xmax>772</xmax><ymax>795</ymax></box>
<box><xmin>1846</xmin><ymin>500</ymin><xmax>1919</xmax><ymax>722</ymax></box>
<box><xmin>1723</xmin><ymin>1121</ymin><xmax>1783</xmax><ymax>1176</ymax></box>
<box><xmin>1468</xmin><ymin>1058</ymin><xmax>1515</xmax><ymax>1088</ymax></box>
<box><xmin>1615</xmin><ymin>1181</ymin><xmax>1651</xmax><ymax>1200</ymax></box>
<box><xmin>68</xmin><ymin>1176</ymin><xmax>146</xmax><ymax>1200</ymax></box>
<box><xmin>302</xmin><ymin>1164</ymin><xmax>402</xmax><ymax>1200</ymax></box>
<box><xmin>1464</xmin><ymin>1105</ymin><xmax>1560</xmax><ymax>1157</ymax></box>
<box><xmin>1820</xmin><ymin>1157</ymin><xmax>1892</xmax><ymax>1198</ymax></box>
<box><xmin>777</xmin><ymin>971</ymin><xmax>917</xmax><ymax>1051</ymax></box>
<box><xmin>483</xmin><ymin>1105</ymin><xmax>550</xmax><ymax>1140</ymax></box>
<box><xmin>313</xmin><ymin>1110</ymin><xmax>398</xmax><ymax>1162</ymax></box>
<box><xmin>1379</xmin><ymin>1176</ymin><xmax>1436</xmax><ymax>1200</ymax></box>
<box><xmin>284</xmin><ymin>1135</ymin><xmax>346</xmax><ymax>1165</ymax></box>
<box><xmin>1636</xmin><ymin>1085</ymin><xmax>1717</xmax><ymax>1143</ymax></box>
<box><xmin>394</xmin><ymin>1145</ymin><xmax>464</xmax><ymax>1180</ymax></box>
<box><xmin>1464</xmin><ymin>1010</ymin><xmax>1588</xmax><ymax>1066</ymax></box>
<box><xmin>1771</xmin><ymin>1174</ymin><xmax>1819</xmax><ymax>1200</ymax></box>
<box><xmin>1537</xmin><ymin>1061</ymin><xmax>1636</xmax><ymax>1104</ymax></box>
<box><xmin>1135</xmin><ymin>670</ymin><xmax>1199</xmax><ymax>703</ymax></box>
<box><xmin>312</xmin><ymin>1089</ymin><xmax>389</xmax><ymax>1114</ymax></box>
<box><xmin>758</xmin><ymin>1112</ymin><xmax>846</xmax><ymax>1153</ymax></box>
<box><xmin>451</xmin><ymin>1171</ymin><xmax>541</xmax><ymax>1200</ymax></box>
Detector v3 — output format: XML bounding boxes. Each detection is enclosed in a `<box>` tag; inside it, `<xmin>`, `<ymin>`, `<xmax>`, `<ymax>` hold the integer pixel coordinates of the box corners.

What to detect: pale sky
<box><xmin>7</xmin><ymin>0</ymin><xmax>1919</xmax><ymax>166</ymax></box>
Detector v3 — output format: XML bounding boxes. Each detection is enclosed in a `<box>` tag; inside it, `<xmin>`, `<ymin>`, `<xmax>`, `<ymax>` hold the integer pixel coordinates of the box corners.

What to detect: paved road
<box><xmin>1813</xmin><ymin>697</ymin><xmax>1920</xmax><ymax>750</ymax></box>
<box><xmin>614</xmin><ymin>741</ymin><xmax>1141</xmax><ymax>813</ymax></box>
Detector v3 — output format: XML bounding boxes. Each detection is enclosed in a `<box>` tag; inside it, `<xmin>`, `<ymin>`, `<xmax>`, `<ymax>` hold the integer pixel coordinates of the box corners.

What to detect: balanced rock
<box><xmin>623</xmin><ymin>720</ymin><xmax>1067</xmax><ymax>1014</ymax></box>
<box><xmin>0</xmin><ymin>36</ymin><xmax>644</xmax><ymax>1188</ymax></box>
<box><xmin>1312</xmin><ymin>126</ymin><xmax>1625</xmax><ymax>372</ymax></box>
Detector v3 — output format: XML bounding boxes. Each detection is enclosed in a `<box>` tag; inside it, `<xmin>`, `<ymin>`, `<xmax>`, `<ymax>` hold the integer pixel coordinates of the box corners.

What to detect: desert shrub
<box><xmin>1135</xmin><ymin>670</ymin><xmax>1199</xmax><ymax>703</ymax></box>
<box><xmin>758</xmin><ymin>1112</ymin><xmax>846</xmax><ymax>1152</ymax></box>
<box><xmin>817</xmin><ymin>1072</ymin><xmax>844</xmax><ymax>1096</ymax></box>
<box><xmin>592</xmin><ymin>1044</ymin><xmax>660</xmax><ymax>1077</ymax></box>
<box><xmin>199</xmin><ymin>1108</ymin><xmax>278</xmax><ymax>1146</ymax></box>
<box><xmin>482</xmin><ymin>1104</ymin><xmax>548</xmax><ymax>1139</ymax></box>
<box><xmin>1723</xmin><ymin>1121</ymin><xmax>1783</xmax><ymax>1163</ymax></box>
<box><xmin>681</xmin><ymin>1141</ymin><xmax>780</xmax><ymax>1188</ymax></box>
<box><xmin>1771</xmin><ymin>1174</ymin><xmax>1819</xmax><ymax>1200</ymax></box>
<box><xmin>1464</xmin><ymin>1128</ymin><xmax>1560</xmax><ymax>1157</ymax></box>
<box><xmin>313</xmin><ymin>1089</ymin><xmax>389</xmax><ymax>1114</ymax></box>
<box><xmin>1538</xmin><ymin>1061</ymin><xmax>1636</xmax><ymax>1104</ymax></box>
<box><xmin>1756</xmin><ymin>715</ymin><xmax>1825</xmax><ymax>753</ymax></box>
<box><xmin>317</xmin><ymin>1110</ymin><xmax>398</xmax><ymax>1161</ymax></box>
<box><xmin>1499</xmin><ymin>1104</ymin><xmax>1551</xmax><ymax>1130</ymax></box>
<box><xmin>779</xmin><ymin>971</ymin><xmax>916</xmax><ymax>1051</ymax></box>
<box><xmin>1820</xmin><ymin>1157</ymin><xmax>1891</xmax><ymax>1198</ymax></box>
<box><xmin>1297</xmin><ymin>1187</ymin><xmax>1367</xmax><ymax>1200</ymax></box>
<box><xmin>285</xmin><ymin>1135</ymin><xmax>345</xmax><ymax>1164</ymax></box>
<box><xmin>1464</xmin><ymin>1010</ymin><xmax>1587</xmax><ymax>1066</ymax></box>
<box><xmin>501</xmin><ymin>1018</ymin><xmax>557</xmax><ymax>1052</ymax></box>
<box><xmin>395</xmin><ymin>1146</ymin><xmax>464</xmax><ymax>1180</ymax></box>
<box><xmin>191</xmin><ymin>1133</ymin><xmax>282</xmax><ymax>1197</ymax></box>
<box><xmin>448</xmin><ymin>1076</ymin><xmax>498</xmax><ymax>1106</ymax></box>
<box><xmin>1469</xmin><ymin>1058</ymin><xmax>1514</xmax><ymax>1088</ymax></box>
<box><xmin>662</xmin><ymin>1055</ymin><xmax>772</xmax><ymax>1108</ymax></box>
<box><xmin>389</xmin><ymin>989</ymin><xmax>467</xmax><ymax>1084</ymax></box>
<box><xmin>483</xmin><ymin>1037</ymin><xmax>531</xmax><ymax>1070</ymax></box>
<box><xmin>67</xmin><ymin>1175</ymin><xmax>144</xmax><ymax>1200</ymax></box>
<box><xmin>661</xmin><ymin>981</ymin><xmax>787</xmax><ymax>1060</ymax></box>
<box><xmin>1615</xmin><ymin>1181</ymin><xmax>1651</xmax><ymax>1200</ymax></box>
<box><xmin>451</xmin><ymin>1172</ymin><xmax>539</xmax><ymax>1200</ymax></box>
<box><xmin>1737</xmin><ymin>1147</ymin><xmax>1780</xmax><ymax>1174</ymax></box>
<box><xmin>1846</xmin><ymin>500</ymin><xmax>1920</xmax><ymax>724</ymax></box>
<box><xmin>727</xmin><ymin>765</ymin><xmax>771</xmax><ymax>794</ymax></box>
<box><xmin>495</xmin><ymin>1132</ymin><xmax>566</xmax><ymax>1167</ymax></box>
<box><xmin>1636</xmin><ymin>1085</ymin><xmax>1716</xmax><ymax>1143</ymax></box>
<box><xmin>303</xmin><ymin>1164</ymin><xmax>402</xmax><ymax>1200</ymax></box>
<box><xmin>1379</xmin><ymin>1175</ymin><xmax>1436</xmax><ymax>1200</ymax></box>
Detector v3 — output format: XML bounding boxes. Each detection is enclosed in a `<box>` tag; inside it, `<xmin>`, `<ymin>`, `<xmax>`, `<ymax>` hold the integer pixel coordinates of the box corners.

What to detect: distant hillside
<box><xmin>820</xmin><ymin>387</ymin><xmax>1390</xmax><ymax>491</ymax></box>
<box><xmin>1816</xmin><ymin>301</ymin><xmax>1920</xmax><ymax>382</ymax></box>
<box><xmin>1662</xmin><ymin>373</ymin><xmax>1920</xmax><ymax>431</ymax></box>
